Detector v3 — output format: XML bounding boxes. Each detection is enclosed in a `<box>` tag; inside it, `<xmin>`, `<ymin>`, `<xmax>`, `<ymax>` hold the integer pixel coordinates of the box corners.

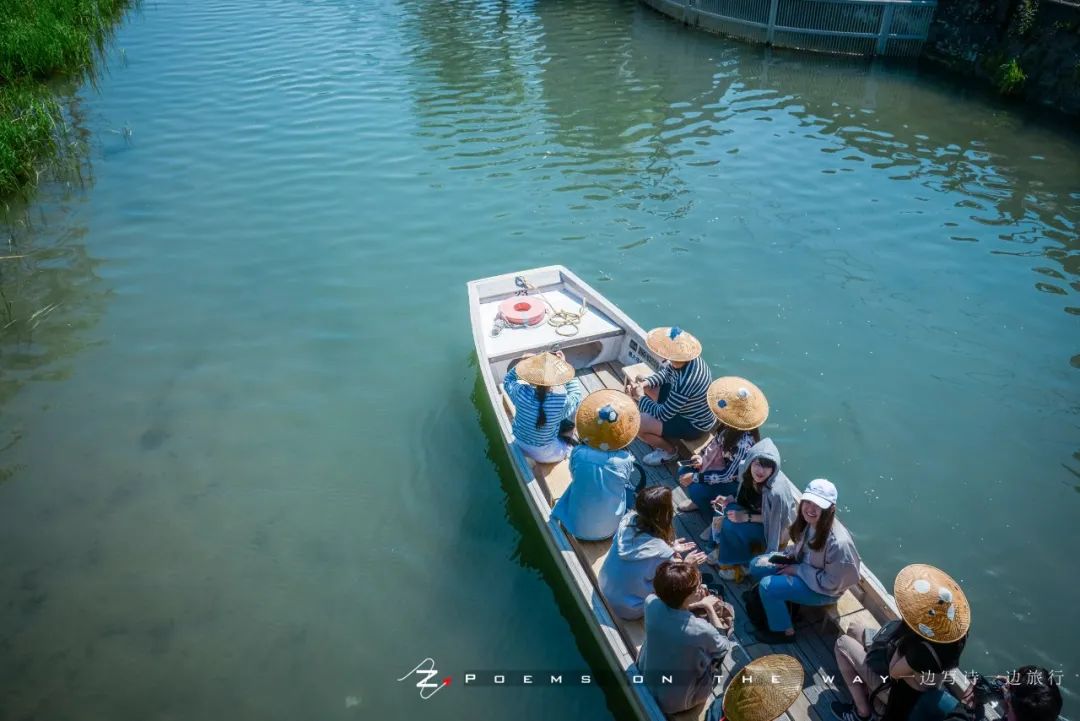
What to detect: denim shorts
<box><xmin>662</xmin><ymin>414</ymin><xmax>709</xmax><ymax>441</ymax></box>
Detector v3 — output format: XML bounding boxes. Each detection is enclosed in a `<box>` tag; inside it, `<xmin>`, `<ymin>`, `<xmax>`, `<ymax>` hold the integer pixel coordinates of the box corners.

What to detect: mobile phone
<box><xmin>768</xmin><ymin>554</ymin><xmax>797</xmax><ymax>566</ymax></box>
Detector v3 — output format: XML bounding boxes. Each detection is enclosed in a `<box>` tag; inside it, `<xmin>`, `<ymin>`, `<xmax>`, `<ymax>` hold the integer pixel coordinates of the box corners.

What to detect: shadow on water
<box><xmin>468</xmin><ymin>361</ymin><xmax>637</xmax><ymax>721</ymax></box>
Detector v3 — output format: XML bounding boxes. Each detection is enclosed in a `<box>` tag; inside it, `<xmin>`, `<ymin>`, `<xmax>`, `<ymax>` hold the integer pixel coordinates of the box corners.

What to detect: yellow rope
<box><xmin>517</xmin><ymin>276</ymin><xmax>587</xmax><ymax>337</ymax></box>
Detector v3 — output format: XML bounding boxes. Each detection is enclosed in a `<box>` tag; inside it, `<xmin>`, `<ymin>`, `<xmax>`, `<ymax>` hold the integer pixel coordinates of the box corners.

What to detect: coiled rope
<box><xmin>490</xmin><ymin>276</ymin><xmax>587</xmax><ymax>337</ymax></box>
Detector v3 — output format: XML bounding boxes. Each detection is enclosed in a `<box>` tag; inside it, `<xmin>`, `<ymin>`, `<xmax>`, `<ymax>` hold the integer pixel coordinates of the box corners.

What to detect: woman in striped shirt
<box><xmin>503</xmin><ymin>350</ymin><xmax>585</xmax><ymax>463</ymax></box>
<box><xmin>626</xmin><ymin>327</ymin><xmax>714</xmax><ymax>466</ymax></box>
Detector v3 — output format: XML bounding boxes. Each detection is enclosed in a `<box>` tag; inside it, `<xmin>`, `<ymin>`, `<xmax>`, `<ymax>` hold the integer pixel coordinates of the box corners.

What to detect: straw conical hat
<box><xmin>514</xmin><ymin>352</ymin><xmax>575</xmax><ymax>387</ymax></box>
<box><xmin>894</xmin><ymin>564</ymin><xmax>970</xmax><ymax>643</ymax></box>
<box><xmin>707</xmin><ymin>377</ymin><xmax>769</xmax><ymax>431</ymax></box>
<box><xmin>646</xmin><ymin>327</ymin><xmax>702</xmax><ymax>362</ymax></box>
<box><xmin>576</xmin><ymin>390</ymin><xmax>640</xmax><ymax>451</ymax></box>
<box><xmin>723</xmin><ymin>654</ymin><xmax>803</xmax><ymax>721</ymax></box>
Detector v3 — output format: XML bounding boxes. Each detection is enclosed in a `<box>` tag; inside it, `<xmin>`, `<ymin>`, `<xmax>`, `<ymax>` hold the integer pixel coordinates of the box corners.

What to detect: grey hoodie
<box><xmin>638</xmin><ymin>594</ymin><xmax>730</xmax><ymax>713</ymax></box>
<box><xmin>793</xmin><ymin>519</ymin><xmax>862</xmax><ymax>597</ymax></box>
<box><xmin>597</xmin><ymin>512</ymin><xmax>676</xmax><ymax>620</ymax></box>
<box><xmin>733</xmin><ymin>438</ymin><xmax>799</xmax><ymax>554</ymax></box>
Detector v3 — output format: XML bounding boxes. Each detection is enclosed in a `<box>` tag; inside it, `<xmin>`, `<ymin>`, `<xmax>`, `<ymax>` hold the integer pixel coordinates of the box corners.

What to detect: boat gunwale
<box><xmin>467</xmin><ymin>265</ymin><xmax>666</xmax><ymax>721</ymax></box>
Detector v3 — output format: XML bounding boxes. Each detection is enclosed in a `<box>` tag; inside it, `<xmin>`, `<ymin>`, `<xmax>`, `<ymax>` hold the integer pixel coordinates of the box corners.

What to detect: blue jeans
<box><xmin>683</xmin><ymin>477</ymin><xmax>737</xmax><ymax>523</ymax></box>
<box><xmin>714</xmin><ymin>504</ymin><xmax>765</xmax><ymax>565</ymax></box>
<box><xmin>749</xmin><ymin>554</ymin><xmax>836</xmax><ymax>632</ymax></box>
<box><xmin>911</xmin><ymin>688</ymin><xmax>960</xmax><ymax>721</ymax></box>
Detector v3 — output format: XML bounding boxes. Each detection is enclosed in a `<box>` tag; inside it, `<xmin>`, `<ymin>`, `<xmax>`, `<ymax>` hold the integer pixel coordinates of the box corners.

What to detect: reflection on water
<box><xmin>0</xmin><ymin>0</ymin><xmax>1077</xmax><ymax>718</ymax></box>
<box><xmin>1</xmin><ymin>94</ymin><xmax>106</xmax><ymax>484</ymax></box>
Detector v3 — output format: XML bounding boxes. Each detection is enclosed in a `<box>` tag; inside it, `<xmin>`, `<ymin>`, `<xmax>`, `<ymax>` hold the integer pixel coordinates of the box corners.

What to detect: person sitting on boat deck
<box><xmin>676</xmin><ymin>376</ymin><xmax>769</xmax><ymax>515</ymax></box>
<box><xmin>638</xmin><ymin>560</ymin><xmax>732</xmax><ymax>714</ymax></box>
<box><xmin>551</xmin><ymin>390</ymin><xmax>640</xmax><ymax>541</ymax></box>
<box><xmin>704</xmin><ymin>653</ymin><xmax>804</xmax><ymax>721</ymax></box>
<box><xmin>832</xmin><ymin>564</ymin><xmax>972</xmax><ymax>721</ymax></box>
<box><xmin>965</xmin><ymin>666</ymin><xmax>1063</xmax><ymax>721</ymax></box>
<box><xmin>705</xmin><ymin>437</ymin><xmax>798</xmax><ymax>582</ymax></box>
<box><xmin>746</xmin><ymin>478</ymin><xmax>861</xmax><ymax>644</ymax></box>
<box><xmin>625</xmin><ymin>326</ymin><xmax>714</xmax><ymax>466</ymax></box>
<box><xmin>503</xmin><ymin>350</ymin><xmax>585</xmax><ymax>464</ymax></box>
<box><xmin>598</xmin><ymin>485</ymin><xmax>708</xmax><ymax>620</ymax></box>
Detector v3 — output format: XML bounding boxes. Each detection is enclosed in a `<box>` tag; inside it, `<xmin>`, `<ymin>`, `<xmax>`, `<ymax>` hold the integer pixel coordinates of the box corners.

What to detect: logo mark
<box><xmin>397</xmin><ymin>658</ymin><xmax>451</xmax><ymax>700</ymax></box>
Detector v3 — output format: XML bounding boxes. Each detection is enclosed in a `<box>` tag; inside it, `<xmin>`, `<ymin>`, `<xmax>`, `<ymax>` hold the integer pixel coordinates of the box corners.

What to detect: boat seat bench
<box><xmin>574</xmin><ymin>538</ymin><xmax>646</xmax><ymax>655</ymax></box>
<box><xmin>498</xmin><ymin>379</ymin><xmax>649</xmax><ymax>656</ymax></box>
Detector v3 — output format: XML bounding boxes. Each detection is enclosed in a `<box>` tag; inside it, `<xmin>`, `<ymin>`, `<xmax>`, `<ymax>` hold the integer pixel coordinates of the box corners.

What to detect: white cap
<box><xmin>803</xmin><ymin>478</ymin><xmax>837</xmax><ymax>509</ymax></box>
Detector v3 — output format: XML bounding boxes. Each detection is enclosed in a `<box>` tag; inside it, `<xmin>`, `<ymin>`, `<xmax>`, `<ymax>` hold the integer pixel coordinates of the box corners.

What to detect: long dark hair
<box><xmin>633</xmin><ymin>485</ymin><xmax>675</xmax><ymax>544</ymax></box>
<box><xmin>790</xmin><ymin>503</ymin><xmax>835</xmax><ymax>552</ymax></box>
<box><xmin>534</xmin><ymin>385</ymin><xmax>548</xmax><ymax>428</ymax></box>
<box><xmin>739</xmin><ymin>455</ymin><xmax>776</xmax><ymax>488</ymax></box>
<box><xmin>719</xmin><ymin>424</ymin><xmax>761</xmax><ymax>458</ymax></box>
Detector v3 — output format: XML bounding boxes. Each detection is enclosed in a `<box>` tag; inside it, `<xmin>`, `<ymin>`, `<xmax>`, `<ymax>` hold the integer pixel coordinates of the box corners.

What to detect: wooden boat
<box><xmin>467</xmin><ymin>266</ymin><xmax>989</xmax><ymax>721</ymax></box>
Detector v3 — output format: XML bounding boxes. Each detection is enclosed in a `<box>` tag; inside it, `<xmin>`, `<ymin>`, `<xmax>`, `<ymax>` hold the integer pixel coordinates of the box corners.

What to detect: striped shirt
<box><xmin>699</xmin><ymin>430</ymin><xmax>756</xmax><ymax>486</ymax></box>
<box><xmin>503</xmin><ymin>367</ymin><xmax>585</xmax><ymax>448</ymax></box>
<box><xmin>638</xmin><ymin>357</ymin><xmax>714</xmax><ymax>432</ymax></box>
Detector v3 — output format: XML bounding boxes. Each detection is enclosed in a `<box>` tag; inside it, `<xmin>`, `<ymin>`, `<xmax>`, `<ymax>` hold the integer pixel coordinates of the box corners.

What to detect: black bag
<box><xmin>742</xmin><ymin>582</ymin><xmax>768</xmax><ymax>630</ymax></box>
<box><xmin>863</xmin><ymin>620</ymin><xmax>905</xmax><ymax>714</ymax></box>
<box><xmin>741</xmin><ymin>581</ymin><xmax>803</xmax><ymax>632</ymax></box>
<box><xmin>866</xmin><ymin>619</ymin><xmax>905</xmax><ymax>677</ymax></box>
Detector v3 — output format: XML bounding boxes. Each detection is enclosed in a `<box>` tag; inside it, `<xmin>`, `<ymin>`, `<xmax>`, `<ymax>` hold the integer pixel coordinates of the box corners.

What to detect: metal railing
<box><xmin>641</xmin><ymin>0</ymin><xmax>938</xmax><ymax>57</ymax></box>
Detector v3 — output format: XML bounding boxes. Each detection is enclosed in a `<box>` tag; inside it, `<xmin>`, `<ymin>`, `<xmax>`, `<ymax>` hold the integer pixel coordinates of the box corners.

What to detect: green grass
<box><xmin>0</xmin><ymin>84</ymin><xmax>60</xmax><ymax>193</ymax></box>
<box><xmin>0</xmin><ymin>0</ymin><xmax>131</xmax><ymax>197</ymax></box>
<box><xmin>995</xmin><ymin>58</ymin><xmax>1028</xmax><ymax>96</ymax></box>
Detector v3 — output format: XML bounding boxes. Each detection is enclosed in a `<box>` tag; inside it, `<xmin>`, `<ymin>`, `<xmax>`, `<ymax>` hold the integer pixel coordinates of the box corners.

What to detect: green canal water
<box><xmin>1</xmin><ymin>0</ymin><xmax>1077</xmax><ymax>719</ymax></box>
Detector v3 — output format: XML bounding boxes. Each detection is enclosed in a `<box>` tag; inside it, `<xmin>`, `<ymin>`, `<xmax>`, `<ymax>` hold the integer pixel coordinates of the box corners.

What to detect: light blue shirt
<box><xmin>551</xmin><ymin>445</ymin><xmax>636</xmax><ymax>541</ymax></box>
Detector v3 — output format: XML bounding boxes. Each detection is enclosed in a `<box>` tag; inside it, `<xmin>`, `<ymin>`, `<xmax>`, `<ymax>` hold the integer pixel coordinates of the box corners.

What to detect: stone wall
<box><xmin>922</xmin><ymin>0</ymin><xmax>1080</xmax><ymax>115</ymax></box>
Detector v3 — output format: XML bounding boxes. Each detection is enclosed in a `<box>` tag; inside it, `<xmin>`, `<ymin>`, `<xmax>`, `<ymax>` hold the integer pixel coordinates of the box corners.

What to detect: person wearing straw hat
<box><xmin>703</xmin><ymin>653</ymin><xmax>804</xmax><ymax>721</ymax></box>
<box><xmin>676</xmin><ymin>376</ymin><xmax>770</xmax><ymax>515</ymax></box>
<box><xmin>704</xmin><ymin>437</ymin><xmax>799</xmax><ymax>581</ymax></box>
<box><xmin>638</xmin><ymin>559</ymin><xmax>732</xmax><ymax>714</ymax></box>
<box><xmin>747</xmin><ymin>478</ymin><xmax>861</xmax><ymax>644</ymax></box>
<box><xmin>598</xmin><ymin>485</ymin><xmax>708</xmax><ymax>620</ymax></box>
<box><xmin>503</xmin><ymin>350</ymin><xmax>585</xmax><ymax>463</ymax></box>
<box><xmin>627</xmin><ymin>327</ymin><xmax>714</xmax><ymax>466</ymax></box>
<box><xmin>832</xmin><ymin>564</ymin><xmax>970</xmax><ymax>721</ymax></box>
<box><xmin>551</xmin><ymin>390</ymin><xmax>641</xmax><ymax>541</ymax></box>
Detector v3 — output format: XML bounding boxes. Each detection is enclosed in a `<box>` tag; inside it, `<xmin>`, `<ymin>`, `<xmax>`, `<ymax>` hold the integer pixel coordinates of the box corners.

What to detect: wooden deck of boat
<box><xmin>570</xmin><ymin>362</ymin><xmax>861</xmax><ymax>721</ymax></box>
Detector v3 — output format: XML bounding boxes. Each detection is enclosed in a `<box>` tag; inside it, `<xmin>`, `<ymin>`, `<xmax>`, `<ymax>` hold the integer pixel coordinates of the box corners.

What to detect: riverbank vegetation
<box><xmin>0</xmin><ymin>0</ymin><xmax>131</xmax><ymax>197</ymax></box>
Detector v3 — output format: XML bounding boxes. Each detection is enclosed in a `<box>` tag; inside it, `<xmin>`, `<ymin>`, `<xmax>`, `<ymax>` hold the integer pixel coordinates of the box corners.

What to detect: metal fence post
<box><xmin>876</xmin><ymin>2</ymin><xmax>895</xmax><ymax>56</ymax></box>
<box><xmin>766</xmin><ymin>0</ymin><xmax>779</xmax><ymax>45</ymax></box>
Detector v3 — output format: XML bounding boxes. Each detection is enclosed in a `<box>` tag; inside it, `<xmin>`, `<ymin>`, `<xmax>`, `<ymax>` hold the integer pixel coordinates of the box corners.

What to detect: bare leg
<box><xmin>637</xmin><ymin>413</ymin><xmax>675</xmax><ymax>453</ymax></box>
<box><xmin>834</xmin><ymin>631</ymin><xmax>873</xmax><ymax>719</ymax></box>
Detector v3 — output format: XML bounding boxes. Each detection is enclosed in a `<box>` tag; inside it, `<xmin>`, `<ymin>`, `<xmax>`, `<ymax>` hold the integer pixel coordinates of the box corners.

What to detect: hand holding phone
<box><xmin>768</xmin><ymin>554</ymin><xmax>797</xmax><ymax>566</ymax></box>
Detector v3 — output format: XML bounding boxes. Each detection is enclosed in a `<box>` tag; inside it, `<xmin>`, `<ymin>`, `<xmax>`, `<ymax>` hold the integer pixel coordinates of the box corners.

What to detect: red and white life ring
<box><xmin>499</xmin><ymin>296</ymin><xmax>546</xmax><ymax>326</ymax></box>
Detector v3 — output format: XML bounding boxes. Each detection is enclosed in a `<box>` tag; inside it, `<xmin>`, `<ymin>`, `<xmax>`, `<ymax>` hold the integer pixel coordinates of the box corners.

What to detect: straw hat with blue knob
<box><xmin>721</xmin><ymin>654</ymin><xmax>804</xmax><ymax>721</ymax></box>
<box><xmin>646</xmin><ymin>326</ymin><xmax>702</xmax><ymax>362</ymax></box>
<box><xmin>707</xmin><ymin>377</ymin><xmax>769</xmax><ymax>431</ymax></box>
<box><xmin>576</xmin><ymin>390</ymin><xmax>640</xmax><ymax>452</ymax></box>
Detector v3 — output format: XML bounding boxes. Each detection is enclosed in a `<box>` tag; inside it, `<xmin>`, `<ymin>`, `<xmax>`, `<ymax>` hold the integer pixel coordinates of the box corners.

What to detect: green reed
<box><xmin>0</xmin><ymin>0</ymin><xmax>131</xmax><ymax>197</ymax></box>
